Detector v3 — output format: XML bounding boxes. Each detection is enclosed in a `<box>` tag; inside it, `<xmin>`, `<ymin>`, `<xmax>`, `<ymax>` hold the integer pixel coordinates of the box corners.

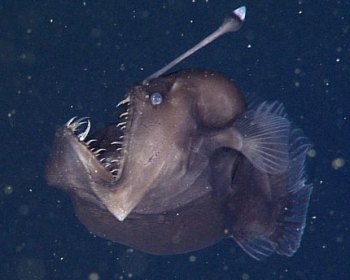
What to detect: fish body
<box><xmin>46</xmin><ymin>70</ymin><xmax>312</xmax><ymax>260</ymax></box>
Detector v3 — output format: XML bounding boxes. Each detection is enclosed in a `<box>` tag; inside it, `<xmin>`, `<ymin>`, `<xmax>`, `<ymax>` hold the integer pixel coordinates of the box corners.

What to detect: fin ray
<box><xmin>233</xmin><ymin>234</ymin><xmax>275</xmax><ymax>261</ymax></box>
<box><xmin>229</xmin><ymin>124</ymin><xmax>312</xmax><ymax>260</ymax></box>
<box><xmin>234</xmin><ymin>101</ymin><xmax>290</xmax><ymax>174</ymax></box>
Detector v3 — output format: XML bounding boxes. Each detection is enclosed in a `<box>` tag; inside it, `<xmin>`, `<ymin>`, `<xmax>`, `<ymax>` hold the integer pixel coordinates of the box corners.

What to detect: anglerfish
<box><xmin>46</xmin><ymin>6</ymin><xmax>312</xmax><ymax>260</ymax></box>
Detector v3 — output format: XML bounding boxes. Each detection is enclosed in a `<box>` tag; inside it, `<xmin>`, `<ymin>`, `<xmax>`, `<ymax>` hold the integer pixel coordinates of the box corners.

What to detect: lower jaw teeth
<box><xmin>66</xmin><ymin>117</ymin><xmax>91</xmax><ymax>141</ymax></box>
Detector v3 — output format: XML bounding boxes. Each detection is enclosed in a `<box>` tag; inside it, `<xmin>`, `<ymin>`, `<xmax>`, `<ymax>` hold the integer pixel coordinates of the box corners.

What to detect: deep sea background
<box><xmin>1</xmin><ymin>1</ymin><xmax>349</xmax><ymax>279</ymax></box>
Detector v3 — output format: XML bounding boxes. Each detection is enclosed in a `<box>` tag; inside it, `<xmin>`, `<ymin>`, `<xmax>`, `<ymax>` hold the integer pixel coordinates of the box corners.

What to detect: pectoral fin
<box><xmin>233</xmin><ymin>101</ymin><xmax>290</xmax><ymax>174</ymax></box>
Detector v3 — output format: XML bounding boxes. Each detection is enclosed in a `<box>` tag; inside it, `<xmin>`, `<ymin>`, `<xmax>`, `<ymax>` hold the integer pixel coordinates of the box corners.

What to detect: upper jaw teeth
<box><xmin>116</xmin><ymin>96</ymin><xmax>130</xmax><ymax>107</ymax></box>
<box><xmin>119</xmin><ymin>112</ymin><xmax>129</xmax><ymax>118</ymax></box>
<box><xmin>116</xmin><ymin>122</ymin><xmax>127</xmax><ymax>128</ymax></box>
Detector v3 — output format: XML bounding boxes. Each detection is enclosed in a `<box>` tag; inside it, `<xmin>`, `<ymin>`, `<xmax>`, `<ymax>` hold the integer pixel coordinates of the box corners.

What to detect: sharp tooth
<box><xmin>116</xmin><ymin>122</ymin><xmax>127</xmax><ymax>128</ymax></box>
<box><xmin>111</xmin><ymin>141</ymin><xmax>123</xmax><ymax>145</ymax></box>
<box><xmin>78</xmin><ymin>119</ymin><xmax>91</xmax><ymax>141</ymax></box>
<box><xmin>86</xmin><ymin>139</ymin><xmax>97</xmax><ymax>146</ymax></box>
<box><xmin>116</xmin><ymin>148</ymin><xmax>123</xmax><ymax>151</ymax></box>
<box><xmin>76</xmin><ymin>117</ymin><xmax>89</xmax><ymax>123</ymax></box>
<box><xmin>95</xmin><ymin>148</ymin><xmax>106</xmax><ymax>154</ymax></box>
<box><xmin>119</xmin><ymin>135</ymin><xmax>124</xmax><ymax>139</ymax></box>
<box><xmin>119</xmin><ymin>112</ymin><xmax>128</xmax><ymax>118</ymax></box>
<box><xmin>111</xmin><ymin>169</ymin><xmax>119</xmax><ymax>174</ymax></box>
<box><xmin>66</xmin><ymin>116</ymin><xmax>78</xmax><ymax>127</ymax></box>
<box><xmin>117</xmin><ymin>96</ymin><xmax>130</xmax><ymax>107</ymax></box>
<box><xmin>69</xmin><ymin>117</ymin><xmax>89</xmax><ymax>131</ymax></box>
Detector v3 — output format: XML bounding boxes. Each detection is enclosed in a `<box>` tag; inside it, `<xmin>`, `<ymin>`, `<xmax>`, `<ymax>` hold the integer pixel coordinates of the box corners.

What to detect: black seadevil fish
<box><xmin>46</xmin><ymin>6</ymin><xmax>312</xmax><ymax>260</ymax></box>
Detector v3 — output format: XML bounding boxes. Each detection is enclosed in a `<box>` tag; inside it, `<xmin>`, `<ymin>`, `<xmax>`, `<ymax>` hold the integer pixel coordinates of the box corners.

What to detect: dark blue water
<box><xmin>1</xmin><ymin>1</ymin><xmax>349</xmax><ymax>279</ymax></box>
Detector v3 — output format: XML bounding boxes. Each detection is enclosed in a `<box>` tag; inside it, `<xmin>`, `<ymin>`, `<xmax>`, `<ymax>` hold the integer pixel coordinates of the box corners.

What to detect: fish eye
<box><xmin>150</xmin><ymin>92</ymin><xmax>163</xmax><ymax>106</ymax></box>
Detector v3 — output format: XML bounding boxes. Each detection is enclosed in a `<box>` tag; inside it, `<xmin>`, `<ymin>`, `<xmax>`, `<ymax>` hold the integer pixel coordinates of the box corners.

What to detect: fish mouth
<box><xmin>64</xmin><ymin>94</ymin><xmax>133</xmax><ymax>181</ymax></box>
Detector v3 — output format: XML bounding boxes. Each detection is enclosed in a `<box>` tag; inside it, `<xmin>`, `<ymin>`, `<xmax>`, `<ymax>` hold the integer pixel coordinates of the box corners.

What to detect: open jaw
<box><xmin>44</xmin><ymin>92</ymin><xmax>135</xmax><ymax>213</ymax></box>
<box><xmin>64</xmin><ymin>94</ymin><xmax>133</xmax><ymax>182</ymax></box>
<box><xmin>45</xmin><ymin>93</ymin><xmax>143</xmax><ymax>221</ymax></box>
<box><xmin>47</xmin><ymin>89</ymin><xmax>175</xmax><ymax>222</ymax></box>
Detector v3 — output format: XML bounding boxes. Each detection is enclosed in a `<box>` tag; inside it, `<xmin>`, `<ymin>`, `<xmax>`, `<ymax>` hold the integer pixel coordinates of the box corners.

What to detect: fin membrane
<box><xmin>231</xmin><ymin>124</ymin><xmax>312</xmax><ymax>260</ymax></box>
<box><xmin>233</xmin><ymin>101</ymin><xmax>290</xmax><ymax>175</ymax></box>
<box><xmin>272</xmin><ymin>128</ymin><xmax>312</xmax><ymax>256</ymax></box>
<box><xmin>233</xmin><ymin>233</ymin><xmax>275</xmax><ymax>261</ymax></box>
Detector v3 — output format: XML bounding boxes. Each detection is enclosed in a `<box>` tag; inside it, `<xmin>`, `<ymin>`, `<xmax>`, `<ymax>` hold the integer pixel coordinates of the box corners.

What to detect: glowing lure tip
<box><xmin>233</xmin><ymin>6</ymin><xmax>246</xmax><ymax>22</ymax></box>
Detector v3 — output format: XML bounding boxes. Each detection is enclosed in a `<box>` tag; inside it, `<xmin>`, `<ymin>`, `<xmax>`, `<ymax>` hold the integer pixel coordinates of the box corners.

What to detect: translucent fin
<box><xmin>286</xmin><ymin>128</ymin><xmax>311</xmax><ymax>193</ymax></box>
<box><xmin>229</xmin><ymin>126</ymin><xmax>312</xmax><ymax>260</ymax></box>
<box><xmin>272</xmin><ymin>183</ymin><xmax>312</xmax><ymax>256</ymax></box>
<box><xmin>233</xmin><ymin>101</ymin><xmax>290</xmax><ymax>174</ymax></box>
<box><xmin>271</xmin><ymin>128</ymin><xmax>312</xmax><ymax>256</ymax></box>
<box><xmin>233</xmin><ymin>233</ymin><xmax>275</xmax><ymax>261</ymax></box>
